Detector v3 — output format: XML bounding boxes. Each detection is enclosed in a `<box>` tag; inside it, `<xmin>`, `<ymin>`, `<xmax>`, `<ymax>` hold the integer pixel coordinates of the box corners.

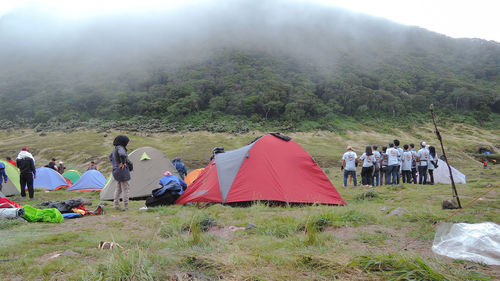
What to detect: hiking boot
<box><xmin>121</xmin><ymin>207</ymin><xmax>128</xmax><ymax>212</ymax></box>
<box><xmin>92</xmin><ymin>204</ymin><xmax>104</xmax><ymax>215</ymax></box>
<box><xmin>113</xmin><ymin>205</ymin><xmax>121</xmax><ymax>210</ymax></box>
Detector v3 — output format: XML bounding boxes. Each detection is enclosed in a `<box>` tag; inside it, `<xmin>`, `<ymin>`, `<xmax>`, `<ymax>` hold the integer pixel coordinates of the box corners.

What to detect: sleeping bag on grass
<box><xmin>23</xmin><ymin>205</ymin><xmax>63</xmax><ymax>223</ymax></box>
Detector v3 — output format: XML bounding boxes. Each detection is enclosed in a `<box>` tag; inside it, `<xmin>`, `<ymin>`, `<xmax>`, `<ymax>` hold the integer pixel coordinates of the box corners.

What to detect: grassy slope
<box><xmin>0</xmin><ymin>125</ymin><xmax>498</xmax><ymax>280</ymax></box>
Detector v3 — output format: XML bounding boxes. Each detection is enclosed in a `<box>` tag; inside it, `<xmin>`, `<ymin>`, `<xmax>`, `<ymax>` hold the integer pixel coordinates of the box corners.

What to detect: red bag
<box><xmin>0</xmin><ymin>198</ymin><xmax>22</xmax><ymax>208</ymax></box>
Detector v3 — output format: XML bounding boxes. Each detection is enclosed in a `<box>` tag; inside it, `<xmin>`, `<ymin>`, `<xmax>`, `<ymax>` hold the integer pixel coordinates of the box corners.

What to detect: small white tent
<box><xmin>433</xmin><ymin>159</ymin><xmax>466</xmax><ymax>184</ymax></box>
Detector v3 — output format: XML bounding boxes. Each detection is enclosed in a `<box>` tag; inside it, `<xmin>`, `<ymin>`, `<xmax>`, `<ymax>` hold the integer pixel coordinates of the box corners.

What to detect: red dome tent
<box><xmin>176</xmin><ymin>134</ymin><xmax>345</xmax><ymax>205</ymax></box>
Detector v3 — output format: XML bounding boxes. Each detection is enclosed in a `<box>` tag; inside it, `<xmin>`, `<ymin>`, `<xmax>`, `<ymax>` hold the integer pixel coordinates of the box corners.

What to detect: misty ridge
<box><xmin>0</xmin><ymin>0</ymin><xmax>499</xmax><ymax>129</ymax></box>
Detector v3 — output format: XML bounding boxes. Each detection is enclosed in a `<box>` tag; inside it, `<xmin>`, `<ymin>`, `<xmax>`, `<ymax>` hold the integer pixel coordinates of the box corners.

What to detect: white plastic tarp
<box><xmin>432</xmin><ymin>222</ymin><xmax>500</xmax><ymax>265</ymax></box>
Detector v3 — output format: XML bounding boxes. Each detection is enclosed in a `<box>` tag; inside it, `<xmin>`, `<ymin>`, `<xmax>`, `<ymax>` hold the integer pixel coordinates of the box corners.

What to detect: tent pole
<box><xmin>430</xmin><ymin>104</ymin><xmax>462</xmax><ymax>208</ymax></box>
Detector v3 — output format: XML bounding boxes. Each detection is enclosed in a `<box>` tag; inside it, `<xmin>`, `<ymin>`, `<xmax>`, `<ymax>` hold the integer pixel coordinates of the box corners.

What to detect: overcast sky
<box><xmin>1</xmin><ymin>0</ymin><xmax>499</xmax><ymax>42</ymax></box>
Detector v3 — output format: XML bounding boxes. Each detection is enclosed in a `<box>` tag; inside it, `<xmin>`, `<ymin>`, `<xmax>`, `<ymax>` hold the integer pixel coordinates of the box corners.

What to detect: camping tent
<box><xmin>62</xmin><ymin>170</ymin><xmax>81</xmax><ymax>184</ymax></box>
<box><xmin>67</xmin><ymin>170</ymin><xmax>106</xmax><ymax>191</ymax></box>
<box><xmin>34</xmin><ymin>167</ymin><xmax>69</xmax><ymax>190</ymax></box>
<box><xmin>0</xmin><ymin>160</ymin><xmax>21</xmax><ymax>196</ymax></box>
<box><xmin>100</xmin><ymin>147</ymin><xmax>180</xmax><ymax>200</ymax></box>
<box><xmin>433</xmin><ymin>159</ymin><xmax>466</xmax><ymax>184</ymax></box>
<box><xmin>185</xmin><ymin>168</ymin><xmax>204</xmax><ymax>186</ymax></box>
<box><xmin>176</xmin><ymin>133</ymin><xmax>345</xmax><ymax>205</ymax></box>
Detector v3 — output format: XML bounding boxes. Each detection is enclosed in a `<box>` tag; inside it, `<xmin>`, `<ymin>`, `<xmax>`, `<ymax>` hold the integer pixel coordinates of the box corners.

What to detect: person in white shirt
<box><xmin>409</xmin><ymin>143</ymin><xmax>418</xmax><ymax>184</ymax></box>
<box><xmin>394</xmin><ymin>139</ymin><xmax>403</xmax><ymax>185</ymax></box>
<box><xmin>416</xmin><ymin>141</ymin><xmax>430</xmax><ymax>184</ymax></box>
<box><xmin>359</xmin><ymin>146</ymin><xmax>376</xmax><ymax>186</ymax></box>
<box><xmin>342</xmin><ymin>146</ymin><xmax>358</xmax><ymax>187</ymax></box>
<box><xmin>401</xmin><ymin>144</ymin><xmax>413</xmax><ymax>184</ymax></box>
<box><xmin>386</xmin><ymin>142</ymin><xmax>400</xmax><ymax>185</ymax></box>
<box><xmin>371</xmin><ymin>145</ymin><xmax>381</xmax><ymax>187</ymax></box>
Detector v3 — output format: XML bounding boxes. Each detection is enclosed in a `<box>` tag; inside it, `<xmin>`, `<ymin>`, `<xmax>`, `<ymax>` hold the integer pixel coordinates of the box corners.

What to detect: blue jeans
<box><xmin>344</xmin><ymin>170</ymin><xmax>357</xmax><ymax>187</ymax></box>
<box><xmin>387</xmin><ymin>165</ymin><xmax>398</xmax><ymax>185</ymax></box>
<box><xmin>418</xmin><ymin>165</ymin><xmax>428</xmax><ymax>184</ymax></box>
<box><xmin>372</xmin><ymin>168</ymin><xmax>380</xmax><ymax>186</ymax></box>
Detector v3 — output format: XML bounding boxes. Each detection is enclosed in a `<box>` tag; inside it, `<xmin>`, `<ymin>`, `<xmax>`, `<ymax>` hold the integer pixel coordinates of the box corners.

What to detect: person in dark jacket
<box><xmin>47</xmin><ymin>158</ymin><xmax>58</xmax><ymax>171</ymax></box>
<box><xmin>146</xmin><ymin>171</ymin><xmax>187</xmax><ymax>207</ymax></box>
<box><xmin>109</xmin><ymin>135</ymin><xmax>131</xmax><ymax>211</ymax></box>
<box><xmin>171</xmin><ymin>157</ymin><xmax>187</xmax><ymax>180</ymax></box>
<box><xmin>0</xmin><ymin>162</ymin><xmax>8</xmax><ymax>193</ymax></box>
<box><xmin>16</xmin><ymin>147</ymin><xmax>36</xmax><ymax>199</ymax></box>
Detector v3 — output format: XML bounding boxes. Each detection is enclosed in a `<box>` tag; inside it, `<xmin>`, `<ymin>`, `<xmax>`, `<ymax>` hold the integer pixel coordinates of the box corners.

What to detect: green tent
<box><xmin>62</xmin><ymin>170</ymin><xmax>81</xmax><ymax>184</ymax></box>
<box><xmin>0</xmin><ymin>160</ymin><xmax>21</xmax><ymax>196</ymax></box>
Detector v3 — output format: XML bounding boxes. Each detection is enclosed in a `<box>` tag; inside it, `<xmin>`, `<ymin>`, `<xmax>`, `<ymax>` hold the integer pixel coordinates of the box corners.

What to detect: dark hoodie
<box><xmin>109</xmin><ymin>135</ymin><xmax>131</xmax><ymax>181</ymax></box>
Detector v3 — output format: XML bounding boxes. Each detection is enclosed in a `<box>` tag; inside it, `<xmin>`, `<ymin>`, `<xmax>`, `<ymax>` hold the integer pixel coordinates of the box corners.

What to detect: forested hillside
<box><xmin>0</xmin><ymin>0</ymin><xmax>499</xmax><ymax>131</ymax></box>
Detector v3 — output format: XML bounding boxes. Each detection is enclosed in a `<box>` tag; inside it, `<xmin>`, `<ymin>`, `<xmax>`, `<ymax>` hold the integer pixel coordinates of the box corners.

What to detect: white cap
<box><xmin>421</xmin><ymin>141</ymin><xmax>427</xmax><ymax>147</ymax></box>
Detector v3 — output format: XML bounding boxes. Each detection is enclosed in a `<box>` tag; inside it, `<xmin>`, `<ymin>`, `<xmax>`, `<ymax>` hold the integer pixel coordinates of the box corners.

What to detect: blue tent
<box><xmin>67</xmin><ymin>170</ymin><xmax>106</xmax><ymax>192</ymax></box>
<box><xmin>33</xmin><ymin>167</ymin><xmax>69</xmax><ymax>191</ymax></box>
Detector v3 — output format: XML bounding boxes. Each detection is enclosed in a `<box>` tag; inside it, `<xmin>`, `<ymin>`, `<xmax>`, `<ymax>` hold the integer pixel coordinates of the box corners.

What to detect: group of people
<box><xmin>342</xmin><ymin>139</ymin><xmax>439</xmax><ymax>188</ymax></box>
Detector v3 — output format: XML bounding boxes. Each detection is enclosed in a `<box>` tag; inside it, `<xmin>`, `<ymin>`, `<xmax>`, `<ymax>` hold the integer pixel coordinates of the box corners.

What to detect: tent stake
<box><xmin>430</xmin><ymin>104</ymin><xmax>462</xmax><ymax>208</ymax></box>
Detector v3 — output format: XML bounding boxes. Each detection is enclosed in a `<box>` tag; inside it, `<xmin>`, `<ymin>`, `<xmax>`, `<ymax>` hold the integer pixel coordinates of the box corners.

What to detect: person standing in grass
<box><xmin>416</xmin><ymin>141</ymin><xmax>430</xmax><ymax>184</ymax></box>
<box><xmin>172</xmin><ymin>157</ymin><xmax>188</xmax><ymax>180</ymax></box>
<box><xmin>386</xmin><ymin>142</ymin><xmax>400</xmax><ymax>186</ymax></box>
<box><xmin>342</xmin><ymin>146</ymin><xmax>358</xmax><ymax>188</ymax></box>
<box><xmin>109</xmin><ymin>135</ymin><xmax>132</xmax><ymax>211</ymax></box>
<box><xmin>380</xmin><ymin>146</ymin><xmax>388</xmax><ymax>185</ymax></box>
<box><xmin>394</xmin><ymin>139</ymin><xmax>403</xmax><ymax>185</ymax></box>
<box><xmin>16</xmin><ymin>147</ymin><xmax>36</xmax><ymax>200</ymax></box>
<box><xmin>428</xmin><ymin>146</ymin><xmax>438</xmax><ymax>185</ymax></box>
<box><xmin>409</xmin><ymin>143</ymin><xmax>418</xmax><ymax>184</ymax></box>
<box><xmin>0</xmin><ymin>162</ymin><xmax>8</xmax><ymax>193</ymax></box>
<box><xmin>401</xmin><ymin>144</ymin><xmax>413</xmax><ymax>184</ymax></box>
<box><xmin>371</xmin><ymin>145</ymin><xmax>381</xmax><ymax>187</ymax></box>
<box><xmin>359</xmin><ymin>146</ymin><xmax>376</xmax><ymax>187</ymax></box>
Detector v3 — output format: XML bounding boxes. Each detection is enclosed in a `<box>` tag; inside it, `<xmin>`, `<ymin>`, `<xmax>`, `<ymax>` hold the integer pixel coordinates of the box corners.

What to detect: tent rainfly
<box><xmin>33</xmin><ymin>167</ymin><xmax>69</xmax><ymax>191</ymax></box>
<box><xmin>67</xmin><ymin>170</ymin><xmax>106</xmax><ymax>192</ymax></box>
<box><xmin>100</xmin><ymin>147</ymin><xmax>180</xmax><ymax>200</ymax></box>
<box><xmin>176</xmin><ymin>133</ymin><xmax>345</xmax><ymax>205</ymax></box>
<box><xmin>0</xmin><ymin>160</ymin><xmax>21</xmax><ymax>196</ymax></box>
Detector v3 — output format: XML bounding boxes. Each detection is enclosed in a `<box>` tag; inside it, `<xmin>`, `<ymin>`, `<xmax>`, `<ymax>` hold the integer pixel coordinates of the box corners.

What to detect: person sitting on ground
<box><xmin>46</xmin><ymin>158</ymin><xmax>58</xmax><ymax>171</ymax></box>
<box><xmin>6</xmin><ymin>157</ymin><xmax>16</xmax><ymax>167</ymax></box>
<box><xmin>57</xmin><ymin>161</ymin><xmax>66</xmax><ymax>174</ymax></box>
<box><xmin>0</xmin><ymin>162</ymin><xmax>8</xmax><ymax>193</ymax></box>
<box><xmin>87</xmin><ymin>161</ymin><xmax>99</xmax><ymax>171</ymax></box>
<box><xmin>171</xmin><ymin>157</ymin><xmax>188</xmax><ymax>180</ymax></box>
<box><xmin>146</xmin><ymin>171</ymin><xmax>187</xmax><ymax>207</ymax></box>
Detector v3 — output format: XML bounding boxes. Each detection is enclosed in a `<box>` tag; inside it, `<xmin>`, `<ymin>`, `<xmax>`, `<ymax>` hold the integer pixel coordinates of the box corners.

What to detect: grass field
<box><xmin>0</xmin><ymin>125</ymin><xmax>499</xmax><ymax>280</ymax></box>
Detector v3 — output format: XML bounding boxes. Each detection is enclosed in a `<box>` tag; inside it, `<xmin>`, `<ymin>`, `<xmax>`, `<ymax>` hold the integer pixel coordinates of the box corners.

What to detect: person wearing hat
<box><xmin>342</xmin><ymin>146</ymin><xmax>358</xmax><ymax>188</ymax></box>
<box><xmin>416</xmin><ymin>141</ymin><xmax>430</xmax><ymax>184</ymax></box>
<box><xmin>57</xmin><ymin>161</ymin><xmax>66</xmax><ymax>174</ymax></box>
<box><xmin>16</xmin><ymin>147</ymin><xmax>36</xmax><ymax>199</ymax></box>
<box><xmin>109</xmin><ymin>135</ymin><xmax>132</xmax><ymax>211</ymax></box>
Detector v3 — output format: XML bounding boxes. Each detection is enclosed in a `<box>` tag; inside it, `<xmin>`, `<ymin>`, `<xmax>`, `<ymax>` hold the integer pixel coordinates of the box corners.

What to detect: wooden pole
<box><xmin>430</xmin><ymin>104</ymin><xmax>462</xmax><ymax>208</ymax></box>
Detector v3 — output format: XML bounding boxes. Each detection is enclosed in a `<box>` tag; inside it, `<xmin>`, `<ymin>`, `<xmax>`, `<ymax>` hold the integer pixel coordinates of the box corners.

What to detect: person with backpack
<box><xmin>372</xmin><ymin>145</ymin><xmax>381</xmax><ymax>187</ymax></box>
<box><xmin>380</xmin><ymin>146</ymin><xmax>388</xmax><ymax>185</ymax></box>
<box><xmin>171</xmin><ymin>157</ymin><xmax>188</xmax><ymax>180</ymax></box>
<box><xmin>0</xmin><ymin>162</ymin><xmax>8</xmax><ymax>193</ymax></box>
<box><xmin>401</xmin><ymin>144</ymin><xmax>413</xmax><ymax>184</ymax></box>
<box><xmin>109</xmin><ymin>135</ymin><xmax>132</xmax><ymax>211</ymax></box>
<box><xmin>359</xmin><ymin>146</ymin><xmax>376</xmax><ymax>187</ymax></box>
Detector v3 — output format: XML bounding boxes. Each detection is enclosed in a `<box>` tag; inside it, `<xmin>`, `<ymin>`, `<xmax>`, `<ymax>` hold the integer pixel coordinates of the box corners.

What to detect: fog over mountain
<box><xmin>0</xmin><ymin>0</ymin><xmax>499</xmax><ymax>128</ymax></box>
